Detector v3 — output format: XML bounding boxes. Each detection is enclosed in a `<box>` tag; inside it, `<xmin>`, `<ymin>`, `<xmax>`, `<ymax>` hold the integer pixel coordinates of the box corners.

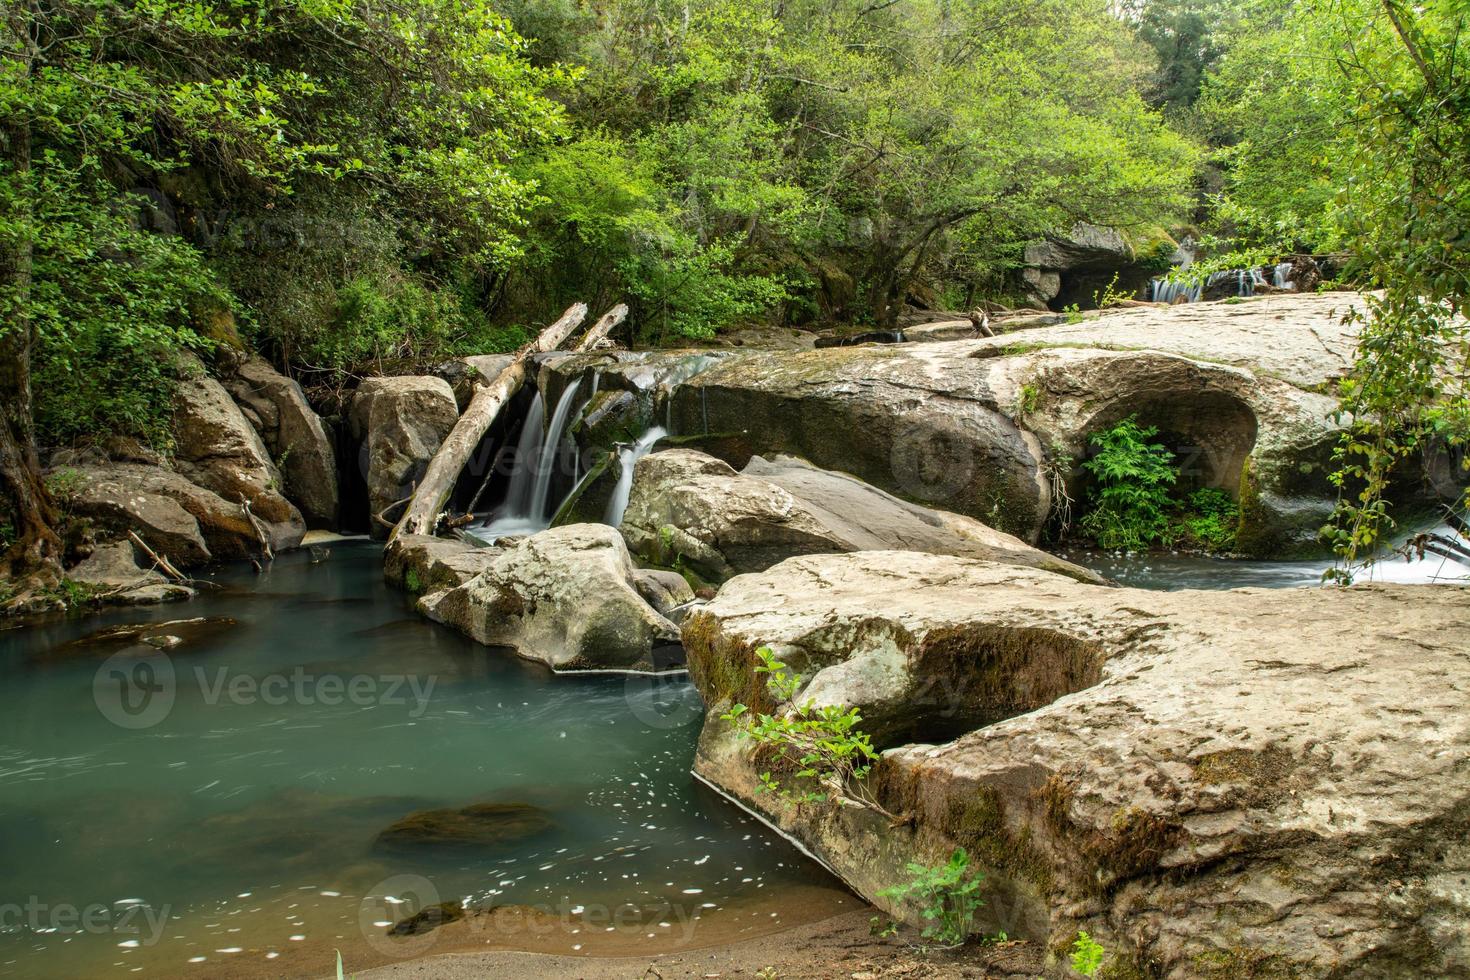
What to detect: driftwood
<box><xmin>393</xmin><ymin>303</ymin><xmax>594</xmax><ymax>539</ymax></box>
<box><xmin>238</xmin><ymin>493</ymin><xmax>274</xmax><ymax>561</ymax></box>
<box><xmin>576</xmin><ymin>303</ymin><xmax>628</xmax><ymax>352</ymax></box>
<box><xmin>127</xmin><ymin>530</ymin><xmax>186</xmax><ymax>582</ymax></box>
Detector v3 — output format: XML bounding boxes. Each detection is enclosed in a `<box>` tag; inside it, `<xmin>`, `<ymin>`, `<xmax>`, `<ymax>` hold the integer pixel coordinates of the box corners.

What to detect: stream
<box><xmin>0</xmin><ymin>543</ymin><xmax>846</xmax><ymax>979</ymax></box>
<box><xmin>0</xmin><ymin>516</ymin><xmax>1460</xmax><ymax>978</ymax></box>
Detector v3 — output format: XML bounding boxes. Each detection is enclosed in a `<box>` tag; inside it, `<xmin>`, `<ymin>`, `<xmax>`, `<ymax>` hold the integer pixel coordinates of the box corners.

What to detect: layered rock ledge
<box><xmin>683</xmin><ymin>551</ymin><xmax>1470</xmax><ymax>978</ymax></box>
<box><xmin>619</xmin><ymin>449</ymin><xmax>1104</xmax><ymax>585</ymax></box>
<box><xmin>637</xmin><ymin>293</ymin><xmax>1410</xmax><ymax>556</ymax></box>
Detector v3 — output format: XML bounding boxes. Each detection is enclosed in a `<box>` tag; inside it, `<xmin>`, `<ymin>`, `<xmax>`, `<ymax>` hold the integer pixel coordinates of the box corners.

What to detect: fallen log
<box><xmin>392</xmin><ymin>303</ymin><xmax>591</xmax><ymax>539</ymax></box>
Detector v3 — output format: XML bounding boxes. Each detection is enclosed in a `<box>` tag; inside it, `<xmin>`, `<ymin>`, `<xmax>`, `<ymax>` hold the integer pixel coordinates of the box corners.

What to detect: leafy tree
<box><xmin>0</xmin><ymin>0</ymin><xmax>565</xmax><ymax>583</ymax></box>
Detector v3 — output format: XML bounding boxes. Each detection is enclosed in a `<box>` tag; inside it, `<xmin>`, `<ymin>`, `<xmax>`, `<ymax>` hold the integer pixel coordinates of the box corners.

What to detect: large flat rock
<box><xmin>683</xmin><ymin>551</ymin><xmax>1470</xmax><ymax>978</ymax></box>
<box><xmin>619</xmin><ymin>449</ymin><xmax>1104</xmax><ymax>584</ymax></box>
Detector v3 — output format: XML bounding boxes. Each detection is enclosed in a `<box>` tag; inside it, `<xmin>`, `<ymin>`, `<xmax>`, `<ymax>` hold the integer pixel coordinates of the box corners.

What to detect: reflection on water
<box><xmin>1063</xmin><ymin>523</ymin><xmax>1469</xmax><ymax>591</ymax></box>
<box><xmin>0</xmin><ymin>543</ymin><xmax>836</xmax><ymax>978</ymax></box>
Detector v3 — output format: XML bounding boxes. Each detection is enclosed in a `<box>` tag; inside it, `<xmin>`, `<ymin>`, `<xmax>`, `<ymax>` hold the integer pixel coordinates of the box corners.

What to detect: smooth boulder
<box><xmin>172</xmin><ymin>368</ymin><xmax>305</xmax><ymax>552</ymax></box>
<box><xmin>619</xmin><ymin>449</ymin><xmax>1103</xmax><ymax>584</ymax></box>
<box><xmin>684</xmin><ymin>551</ymin><xmax>1470</xmax><ymax>978</ymax></box>
<box><xmin>409</xmin><ymin>524</ymin><xmax>682</xmax><ymax>671</ymax></box>
<box><xmin>224</xmin><ymin>356</ymin><xmax>339</xmax><ymax>527</ymax></box>
<box><xmin>350</xmin><ymin>377</ymin><xmax>459</xmax><ymax>537</ymax></box>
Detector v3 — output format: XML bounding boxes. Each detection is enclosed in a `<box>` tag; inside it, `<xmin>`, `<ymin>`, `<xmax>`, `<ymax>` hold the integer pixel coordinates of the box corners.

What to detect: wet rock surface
<box><xmin>683</xmin><ymin>551</ymin><xmax>1470</xmax><ymax>979</ymax></box>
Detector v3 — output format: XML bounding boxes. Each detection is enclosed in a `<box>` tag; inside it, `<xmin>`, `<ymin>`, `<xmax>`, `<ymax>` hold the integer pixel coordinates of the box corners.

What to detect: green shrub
<box><xmin>1071</xmin><ymin>931</ymin><xmax>1106</xmax><ymax>976</ymax></box>
<box><xmin>1177</xmin><ymin>487</ymin><xmax>1239</xmax><ymax>552</ymax></box>
<box><xmin>1080</xmin><ymin>418</ymin><xmax>1179</xmax><ymax>550</ymax></box>
<box><xmin>877</xmin><ymin>848</ymin><xmax>985</xmax><ymax>948</ymax></box>
<box><xmin>720</xmin><ymin>647</ymin><xmax>881</xmax><ymax>810</ymax></box>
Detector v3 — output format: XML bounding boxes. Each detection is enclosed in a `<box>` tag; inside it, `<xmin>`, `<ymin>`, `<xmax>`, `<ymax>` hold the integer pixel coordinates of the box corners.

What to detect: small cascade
<box><xmin>1149</xmin><ymin>266</ymin><xmax>1281</xmax><ymax>305</ymax></box>
<box><xmin>468</xmin><ymin>352</ymin><xmax>719</xmax><ymax>543</ymax></box>
<box><xmin>605</xmin><ymin>426</ymin><xmax>668</xmax><ymax>527</ymax></box>
<box><xmin>474</xmin><ymin>383</ymin><xmax>583</xmax><ymax>542</ymax></box>
<box><xmin>501</xmin><ymin>390</ymin><xmax>545</xmax><ymax>518</ymax></box>
<box><xmin>529</xmin><ymin>380</ymin><xmax>582</xmax><ymax>521</ymax></box>
<box><xmin>1273</xmin><ymin>261</ymin><xmax>1295</xmax><ymax>290</ymax></box>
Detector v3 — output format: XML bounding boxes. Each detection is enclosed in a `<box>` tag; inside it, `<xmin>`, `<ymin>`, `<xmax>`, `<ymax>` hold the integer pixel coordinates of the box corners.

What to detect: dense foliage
<box><xmin>1078</xmin><ymin>418</ymin><xmax>1241</xmax><ymax>552</ymax></box>
<box><xmin>2</xmin><ymin>0</ymin><xmax>1465</xmax><ymax>578</ymax></box>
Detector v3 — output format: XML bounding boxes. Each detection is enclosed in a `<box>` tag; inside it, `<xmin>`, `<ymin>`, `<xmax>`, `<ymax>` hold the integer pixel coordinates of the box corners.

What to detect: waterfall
<box><xmin>468</xmin><ymin>353</ymin><xmax>719</xmax><ymax>543</ymax></box>
<box><xmin>1273</xmin><ymin>261</ymin><xmax>1295</xmax><ymax>290</ymax></box>
<box><xmin>1149</xmin><ymin>266</ymin><xmax>1283</xmax><ymax>305</ymax></box>
<box><xmin>501</xmin><ymin>390</ymin><xmax>545</xmax><ymax>518</ymax></box>
<box><xmin>529</xmin><ymin>380</ymin><xmax>581</xmax><ymax>521</ymax></box>
<box><xmin>473</xmin><ymin>383</ymin><xmax>584</xmax><ymax>542</ymax></box>
<box><xmin>605</xmin><ymin>426</ymin><xmax>668</xmax><ymax>527</ymax></box>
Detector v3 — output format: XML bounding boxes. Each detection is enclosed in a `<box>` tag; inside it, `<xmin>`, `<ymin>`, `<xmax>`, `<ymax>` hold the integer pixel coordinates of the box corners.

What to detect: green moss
<box><xmin>941</xmin><ymin>786</ymin><xmax>1056</xmax><ymax>895</ymax></box>
<box><xmin>681</xmin><ymin>614</ymin><xmax>762</xmax><ymax>709</ymax></box>
<box><xmin>1233</xmin><ymin>456</ymin><xmax>1276</xmax><ymax>557</ymax></box>
<box><xmin>1191</xmin><ymin>947</ymin><xmax>1306</xmax><ymax>980</ymax></box>
<box><xmin>1193</xmin><ymin>746</ymin><xmax>1293</xmax><ymax>786</ymax></box>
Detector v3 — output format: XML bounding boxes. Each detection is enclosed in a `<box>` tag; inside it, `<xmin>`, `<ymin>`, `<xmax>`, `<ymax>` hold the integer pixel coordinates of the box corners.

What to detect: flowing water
<box><xmin>1064</xmin><ymin>523</ymin><xmax>1468</xmax><ymax>590</ymax></box>
<box><xmin>604</xmin><ymin>427</ymin><xmax>669</xmax><ymax>528</ymax></box>
<box><xmin>0</xmin><ymin>543</ymin><xmax>845</xmax><ymax>979</ymax></box>
<box><xmin>1149</xmin><ymin>267</ymin><xmax>1271</xmax><ymax>304</ymax></box>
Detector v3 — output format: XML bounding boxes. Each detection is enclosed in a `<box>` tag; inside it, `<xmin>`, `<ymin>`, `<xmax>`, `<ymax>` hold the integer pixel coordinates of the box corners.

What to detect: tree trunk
<box><xmin>392</xmin><ymin>303</ymin><xmax>591</xmax><ymax>539</ymax></box>
<box><xmin>0</xmin><ymin>14</ymin><xmax>61</xmax><ymax>584</ymax></box>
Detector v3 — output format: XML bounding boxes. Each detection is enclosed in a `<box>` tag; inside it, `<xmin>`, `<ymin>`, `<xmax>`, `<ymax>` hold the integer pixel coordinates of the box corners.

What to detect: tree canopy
<box><xmin>1</xmin><ymin>0</ymin><xmax>1466</xmax><ymax>580</ymax></box>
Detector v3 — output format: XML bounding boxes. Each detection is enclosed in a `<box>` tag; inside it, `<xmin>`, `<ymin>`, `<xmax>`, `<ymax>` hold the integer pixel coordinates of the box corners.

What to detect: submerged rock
<box><xmin>388</xmin><ymin>901</ymin><xmax>466</xmax><ymax>936</ymax></box>
<box><xmin>38</xmin><ymin>616</ymin><xmax>237</xmax><ymax>663</ymax></box>
<box><xmin>374</xmin><ymin>802</ymin><xmax>552</xmax><ymax>854</ymax></box>
<box><xmin>350</xmin><ymin>376</ymin><xmax>459</xmax><ymax>538</ymax></box>
<box><xmin>684</xmin><ymin>551</ymin><xmax>1470</xmax><ymax>977</ymax></box>
<box><xmin>402</xmin><ymin>524</ymin><xmax>683</xmax><ymax>672</ymax></box>
<box><xmin>619</xmin><ymin>449</ymin><xmax>1104</xmax><ymax>584</ymax></box>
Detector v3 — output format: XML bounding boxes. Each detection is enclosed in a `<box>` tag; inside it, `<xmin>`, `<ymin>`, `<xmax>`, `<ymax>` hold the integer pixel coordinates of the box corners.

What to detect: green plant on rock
<box><xmin>1092</xmin><ymin>273</ymin><xmax>1132</xmax><ymax>309</ymax></box>
<box><xmin>1071</xmin><ymin>930</ymin><xmax>1106</xmax><ymax>977</ymax></box>
<box><xmin>719</xmin><ymin>647</ymin><xmax>886</xmax><ymax>814</ymax></box>
<box><xmin>1080</xmin><ymin>418</ymin><xmax>1178</xmax><ymax>550</ymax></box>
<box><xmin>1064</xmin><ymin>303</ymin><xmax>1085</xmax><ymax>325</ymax></box>
<box><xmin>877</xmin><ymin>847</ymin><xmax>984</xmax><ymax>949</ymax></box>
